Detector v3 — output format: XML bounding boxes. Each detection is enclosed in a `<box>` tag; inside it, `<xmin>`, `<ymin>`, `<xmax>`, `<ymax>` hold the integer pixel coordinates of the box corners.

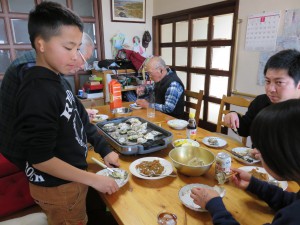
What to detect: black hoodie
<box><xmin>10</xmin><ymin>66</ymin><xmax>110</xmax><ymax>187</ymax></box>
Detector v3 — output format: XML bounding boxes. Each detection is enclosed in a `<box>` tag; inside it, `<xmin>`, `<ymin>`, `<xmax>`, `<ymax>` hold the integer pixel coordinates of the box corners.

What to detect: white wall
<box><xmin>153</xmin><ymin>0</ymin><xmax>220</xmax><ymax>16</ymax></box>
<box><xmin>101</xmin><ymin>0</ymin><xmax>154</xmax><ymax>59</ymax></box>
<box><xmin>153</xmin><ymin>0</ymin><xmax>300</xmax><ymax>96</ymax></box>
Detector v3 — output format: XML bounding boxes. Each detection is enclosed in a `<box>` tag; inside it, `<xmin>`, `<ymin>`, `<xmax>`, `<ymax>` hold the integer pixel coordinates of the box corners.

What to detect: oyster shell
<box><xmin>118</xmin><ymin>123</ymin><xmax>130</xmax><ymax>129</ymax></box>
<box><xmin>126</xmin><ymin>118</ymin><xmax>140</xmax><ymax>124</ymax></box>
<box><xmin>103</xmin><ymin>123</ymin><xmax>115</xmax><ymax>127</ymax></box>
<box><xmin>104</xmin><ymin>126</ymin><xmax>117</xmax><ymax>132</ymax></box>
<box><xmin>151</xmin><ymin>130</ymin><xmax>162</xmax><ymax>136</ymax></box>
<box><xmin>119</xmin><ymin>129</ymin><xmax>128</xmax><ymax>135</ymax></box>
<box><xmin>127</xmin><ymin>130</ymin><xmax>137</xmax><ymax>136</ymax></box>
<box><xmin>137</xmin><ymin>137</ymin><xmax>147</xmax><ymax>144</ymax></box>
<box><xmin>118</xmin><ymin>137</ymin><xmax>127</xmax><ymax>144</ymax></box>
<box><xmin>144</xmin><ymin>132</ymin><xmax>154</xmax><ymax>140</ymax></box>
<box><xmin>128</xmin><ymin>134</ymin><xmax>139</xmax><ymax>141</ymax></box>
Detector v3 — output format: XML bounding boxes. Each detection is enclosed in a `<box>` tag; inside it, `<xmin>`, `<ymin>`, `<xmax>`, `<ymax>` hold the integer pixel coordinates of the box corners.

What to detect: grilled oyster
<box><xmin>144</xmin><ymin>132</ymin><xmax>154</xmax><ymax>140</ymax></box>
<box><xmin>137</xmin><ymin>137</ymin><xmax>147</xmax><ymax>144</ymax></box>
<box><xmin>118</xmin><ymin>137</ymin><xmax>127</xmax><ymax>144</ymax></box>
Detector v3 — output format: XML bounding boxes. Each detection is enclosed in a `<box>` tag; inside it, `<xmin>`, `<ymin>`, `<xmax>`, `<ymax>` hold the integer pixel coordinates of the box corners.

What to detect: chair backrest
<box><xmin>216</xmin><ymin>95</ymin><xmax>251</xmax><ymax>145</ymax></box>
<box><xmin>184</xmin><ymin>90</ymin><xmax>204</xmax><ymax>126</ymax></box>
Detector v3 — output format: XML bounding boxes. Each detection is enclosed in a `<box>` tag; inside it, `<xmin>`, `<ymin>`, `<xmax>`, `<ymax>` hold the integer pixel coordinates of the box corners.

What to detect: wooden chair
<box><xmin>216</xmin><ymin>95</ymin><xmax>251</xmax><ymax>146</ymax></box>
<box><xmin>184</xmin><ymin>90</ymin><xmax>204</xmax><ymax>126</ymax></box>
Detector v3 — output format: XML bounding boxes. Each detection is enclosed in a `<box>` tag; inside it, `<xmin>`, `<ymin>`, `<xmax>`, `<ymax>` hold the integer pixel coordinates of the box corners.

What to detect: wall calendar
<box><xmin>245</xmin><ymin>11</ymin><xmax>281</xmax><ymax>51</ymax></box>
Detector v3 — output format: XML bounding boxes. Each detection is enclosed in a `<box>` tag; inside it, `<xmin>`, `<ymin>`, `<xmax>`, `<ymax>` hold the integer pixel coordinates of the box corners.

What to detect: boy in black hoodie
<box><xmin>6</xmin><ymin>2</ymin><xmax>119</xmax><ymax>224</ymax></box>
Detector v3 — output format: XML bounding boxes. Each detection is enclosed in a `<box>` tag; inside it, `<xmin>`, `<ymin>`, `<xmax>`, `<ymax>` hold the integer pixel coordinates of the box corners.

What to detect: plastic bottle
<box><xmin>186</xmin><ymin>112</ymin><xmax>197</xmax><ymax>140</ymax></box>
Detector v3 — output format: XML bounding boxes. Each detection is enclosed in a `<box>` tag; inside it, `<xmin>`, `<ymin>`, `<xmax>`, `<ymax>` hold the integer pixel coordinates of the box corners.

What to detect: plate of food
<box><xmin>92</xmin><ymin>114</ymin><xmax>109</xmax><ymax>123</ymax></box>
<box><xmin>178</xmin><ymin>183</ymin><xmax>225</xmax><ymax>212</ymax></box>
<box><xmin>172</xmin><ymin>139</ymin><xmax>200</xmax><ymax>148</ymax></box>
<box><xmin>202</xmin><ymin>137</ymin><xmax>227</xmax><ymax>148</ymax></box>
<box><xmin>130</xmin><ymin>103</ymin><xmax>142</xmax><ymax>110</ymax></box>
<box><xmin>96</xmin><ymin>168</ymin><xmax>129</xmax><ymax>188</ymax></box>
<box><xmin>231</xmin><ymin>147</ymin><xmax>260</xmax><ymax>165</ymax></box>
<box><xmin>167</xmin><ymin>119</ymin><xmax>189</xmax><ymax>130</ymax></box>
<box><xmin>129</xmin><ymin>157</ymin><xmax>173</xmax><ymax>180</ymax></box>
<box><xmin>239</xmin><ymin>166</ymin><xmax>288</xmax><ymax>190</ymax></box>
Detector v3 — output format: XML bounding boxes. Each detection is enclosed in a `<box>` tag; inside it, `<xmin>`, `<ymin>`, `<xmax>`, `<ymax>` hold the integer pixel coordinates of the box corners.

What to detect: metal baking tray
<box><xmin>96</xmin><ymin>116</ymin><xmax>173</xmax><ymax>155</ymax></box>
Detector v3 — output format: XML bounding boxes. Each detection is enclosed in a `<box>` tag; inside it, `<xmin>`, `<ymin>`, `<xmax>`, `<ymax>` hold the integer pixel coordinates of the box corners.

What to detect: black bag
<box><xmin>97</xmin><ymin>59</ymin><xmax>117</xmax><ymax>69</ymax></box>
<box><xmin>115</xmin><ymin>59</ymin><xmax>135</xmax><ymax>70</ymax></box>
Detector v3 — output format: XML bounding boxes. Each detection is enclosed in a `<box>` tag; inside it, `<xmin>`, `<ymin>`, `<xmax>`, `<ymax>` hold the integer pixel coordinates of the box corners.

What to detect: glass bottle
<box><xmin>186</xmin><ymin>112</ymin><xmax>197</xmax><ymax>140</ymax></box>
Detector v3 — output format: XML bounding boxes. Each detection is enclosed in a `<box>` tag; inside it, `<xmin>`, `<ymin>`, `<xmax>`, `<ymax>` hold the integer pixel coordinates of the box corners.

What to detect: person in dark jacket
<box><xmin>224</xmin><ymin>49</ymin><xmax>300</xmax><ymax>137</ymax></box>
<box><xmin>1</xmin><ymin>2</ymin><xmax>119</xmax><ymax>224</ymax></box>
<box><xmin>136</xmin><ymin>56</ymin><xmax>184</xmax><ymax>118</ymax></box>
<box><xmin>191</xmin><ymin>99</ymin><xmax>300</xmax><ymax>225</ymax></box>
<box><xmin>0</xmin><ymin>32</ymin><xmax>94</xmax><ymax>160</ymax></box>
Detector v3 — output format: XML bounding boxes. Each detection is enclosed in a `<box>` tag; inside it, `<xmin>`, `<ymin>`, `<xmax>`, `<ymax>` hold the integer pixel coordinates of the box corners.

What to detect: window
<box><xmin>0</xmin><ymin>0</ymin><xmax>104</xmax><ymax>94</ymax></box>
<box><xmin>153</xmin><ymin>0</ymin><xmax>239</xmax><ymax>131</ymax></box>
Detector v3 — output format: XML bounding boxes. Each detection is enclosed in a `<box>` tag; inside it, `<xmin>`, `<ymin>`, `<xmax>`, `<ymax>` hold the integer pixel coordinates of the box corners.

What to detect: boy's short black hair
<box><xmin>28</xmin><ymin>1</ymin><xmax>83</xmax><ymax>49</ymax></box>
<box><xmin>264</xmin><ymin>49</ymin><xmax>300</xmax><ymax>86</ymax></box>
<box><xmin>250</xmin><ymin>99</ymin><xmax>300</xmax><ymax>182</ymax></box>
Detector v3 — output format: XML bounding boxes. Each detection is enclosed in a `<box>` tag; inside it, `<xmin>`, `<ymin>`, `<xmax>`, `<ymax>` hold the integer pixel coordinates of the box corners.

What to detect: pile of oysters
<box><xmin>101</xmin><ymin>118</ymin><xmax>162</xmax><ymax>145</ymax></box>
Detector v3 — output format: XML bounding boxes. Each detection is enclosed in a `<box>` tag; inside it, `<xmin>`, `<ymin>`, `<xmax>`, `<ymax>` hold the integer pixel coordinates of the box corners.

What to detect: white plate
<box><xmin>129</xmin><ymin>157</ymin><xmax>173</xmax><ymax>180</ymax></box>
<box><xmin>239</xmin><ymin>166</ymin><xmax>288</xmax><ymax>190</ymax></box>
<box><xmin>172</xmin><ymin>139</ymin><xmax>200</xmax><ymax>148</ymax></box>
<box><xmin>130</xmin><ymin>103</ymin><xmax>142</xmax><ymax>110</ymax></box>
<box><xmin>96</xmin><ymin>168</ymin><xmax>129</xmax><ymax>188</ymax></box>
<box><xmin>202</xmin><ymin>136</ymin><xmax>227</xmax><ymax>148</ymax></box>
<box><xmin>178</xmin><ymin>184</ymin><xmax>225</xmax><ymax>212</ymax></box>
<box><xmin>231</xmin><ymin>147</ymin><xmax>260</xmax><ymax>165</ymax></box>
<box><xmin>92</xmin><ymin>114</ymin><xmax>109</xmax><ymax>123</ymax></box>
<box><xmin>167</xmin><ymin>119</ymin><xmax>189</xmax><ymax>130</ymax></box>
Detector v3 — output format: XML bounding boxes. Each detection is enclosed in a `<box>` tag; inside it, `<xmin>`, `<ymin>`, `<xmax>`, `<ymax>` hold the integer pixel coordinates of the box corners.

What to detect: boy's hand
<box><xmin>224</xmin><ymin>112</ymin><xmax>239</xmax><ymax>132</ymax></box>
<box><xmin>103</xmin><ymin>151</ymin><xmax>120</xmax><ymax>168</ymax></box>
<box><xmin>231</xmin><ymin>168</ymin><xmax>252</xmax><ymax>190</ymax></box>
<box><xmin>93</xmin><ymin>175</ymin><xmax>119</xmax><ymax>194</ymax></box>
<box><xmin>190</xmin><ymin>187</ymin><xmax>219</xmax><ymax>209</ymax></box>
<box><xmin>249</xmin><ymin>148</ymin><xmax>261</xmax><ymax>160</ymax></box>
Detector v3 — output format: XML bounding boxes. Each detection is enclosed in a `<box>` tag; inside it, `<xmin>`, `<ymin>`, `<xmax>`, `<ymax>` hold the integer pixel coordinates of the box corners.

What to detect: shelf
<box><xmin>122</xmin><ymin>86</ymin><xmax>137</xmax><ymax>92</ymax></box>
<box><xmin>92</xmin><ymin>69</ymin><xmax>138</xmax><ymax>102</ymax></box>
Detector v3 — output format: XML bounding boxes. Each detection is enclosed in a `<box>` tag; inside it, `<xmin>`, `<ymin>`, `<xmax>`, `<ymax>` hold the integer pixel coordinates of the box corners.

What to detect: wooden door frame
<box><xmin>152</xmin><ymin>0</ymin><xmax>239</xmax><ymax>131</ymax></box>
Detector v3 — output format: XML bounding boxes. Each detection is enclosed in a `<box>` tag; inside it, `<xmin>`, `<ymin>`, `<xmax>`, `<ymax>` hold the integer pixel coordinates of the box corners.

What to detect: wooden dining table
<box><xmin>86</xmin><ymin>102</ymin><xmax>298</xmax><ymax>225</ymax></box>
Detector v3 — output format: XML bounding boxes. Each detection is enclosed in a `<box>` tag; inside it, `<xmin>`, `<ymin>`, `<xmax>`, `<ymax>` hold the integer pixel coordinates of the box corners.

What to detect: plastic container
<box><xmin>109</xmin><ymin>79</ymin><xmax>122</xmax><ymax>111</ymax></box>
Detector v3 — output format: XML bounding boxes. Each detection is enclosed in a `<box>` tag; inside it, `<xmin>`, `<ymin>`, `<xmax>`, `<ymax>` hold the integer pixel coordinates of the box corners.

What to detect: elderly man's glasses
<box><xmin>78</xmin><ymin>50</ymin><xmax>93</xmax><ymax>71</ymax></box>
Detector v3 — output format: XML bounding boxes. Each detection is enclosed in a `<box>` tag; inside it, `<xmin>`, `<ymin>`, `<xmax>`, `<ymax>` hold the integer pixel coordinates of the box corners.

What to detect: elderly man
<box><xmin>136</xmin><ymin>56</ymin><xmax>184</xmax><ymax>118</ymax></box>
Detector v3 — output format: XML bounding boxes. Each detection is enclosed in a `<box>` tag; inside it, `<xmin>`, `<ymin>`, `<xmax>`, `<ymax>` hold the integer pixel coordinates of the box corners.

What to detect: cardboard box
<box><xmin>109</xmin><ymin>79</ymin><xmax>122</xmax><ymax>110</ymax></box>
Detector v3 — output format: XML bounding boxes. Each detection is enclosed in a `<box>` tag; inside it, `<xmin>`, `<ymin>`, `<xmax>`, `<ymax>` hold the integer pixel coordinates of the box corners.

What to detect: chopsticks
<box><xmin>91</xmin><ymin>157</ymin><xmax>114</xmax><ymax>173</ymax></box>
<box><xmin>225</xmin><ymin>171</ymin><xmax>238</xmax><ymax>179</ymax></box>
<box><xmin>216</xmin><ymin>171</ymin><xmax>238</xmax><ymax>184</ymax></box>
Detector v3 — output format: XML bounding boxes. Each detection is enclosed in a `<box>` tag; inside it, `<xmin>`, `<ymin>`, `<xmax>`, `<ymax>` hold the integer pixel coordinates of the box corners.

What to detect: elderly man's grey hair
<box><xmin>156</xmin><ymin>56</ymin><xmax>167</xmax><ymax>68</ymax></box>
<box><xmin>147</xmin><ymin>56</ymin><xmax>167</xmax><ymax>69</ymax></box>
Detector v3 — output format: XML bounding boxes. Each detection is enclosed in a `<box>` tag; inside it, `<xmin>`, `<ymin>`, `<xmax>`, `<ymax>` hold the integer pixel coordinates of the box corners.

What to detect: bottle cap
<box><xmin>189</xmin><ymin>112</ymin><xmax>195</xmax><ymax>119</ymax></box>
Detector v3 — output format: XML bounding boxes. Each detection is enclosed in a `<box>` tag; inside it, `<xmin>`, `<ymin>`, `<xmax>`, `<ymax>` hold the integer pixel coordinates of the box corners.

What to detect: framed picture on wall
<box><xmin>111</xmin><ymin>0</ymin><xmax>146</xmax><ymax>23</ymax></box>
